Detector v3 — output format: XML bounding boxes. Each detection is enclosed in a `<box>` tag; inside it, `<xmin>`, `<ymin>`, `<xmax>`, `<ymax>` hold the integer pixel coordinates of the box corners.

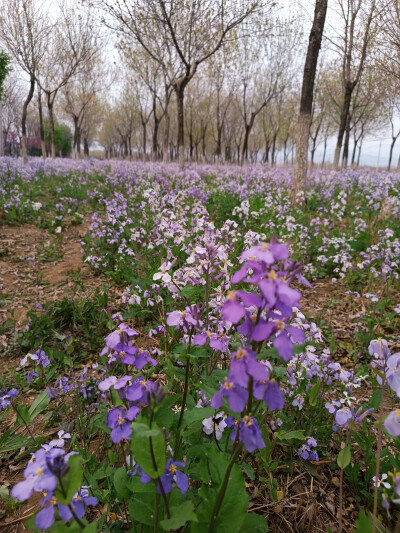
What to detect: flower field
<box><xmin>1</xmin><ymin>157</ymin><xmax>400</xmax><ymax>532</ymax></box>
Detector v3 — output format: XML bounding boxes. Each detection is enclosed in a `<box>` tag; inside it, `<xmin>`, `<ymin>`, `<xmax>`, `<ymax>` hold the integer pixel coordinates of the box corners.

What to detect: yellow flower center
<box><xmin>206</xmin><ymin>331</ymin><xmax>212</xmax><ymax>337</ymax></box>
<box><xmin>396</xmin><ymin>409</ymin><xmax>400</xmax><ymax>417</ymax></box>
<box><xmin>118</xmin><ymin>416</ymin><xmax>125</xmax><ymax>425</ymax></box>
<box><xmin>276</xmin><ymin>320</ymin><xmax>285</xmax><ymax>330</ymax></box>
<box><xmin>235</xmin><ymin>348</ymin><xmax>247</xmax><ymax>359</ymax></box>
<box><xmin>35</xmin><ymin>467</ymin><xmax>44</xmax><ymax>476</ymax></box>
<box><xmin>243</xmin><ymin>416</ymin><xmax>253</xmax><ymax>426</ymax></box>
<box><xmin>226</xmin><ymin>291</ymin><xmax>236</xmax><ymax>300</ymax></box>
<box><xmin>224</xmin><ymin>379</ymin><xmax>234</xmax><ymax>390</ymax></box>
<box><xmin>261</xmin><ymin>243</ymin><xmax>268</xmax><ymax>250</ymax></box>
<box><xmin>168</xmin><ymin>464</ymin><xmax>177</xmax><ymax>474</ymax></box>
<box><xmin>268</xmin><ymin>270</ymin><xmax>277</xmax><ymax>280</ymax></box>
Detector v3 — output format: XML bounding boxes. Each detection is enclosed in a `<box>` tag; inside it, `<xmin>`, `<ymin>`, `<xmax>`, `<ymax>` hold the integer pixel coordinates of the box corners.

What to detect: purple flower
<box><xmin>159</xmin><ymin>460</ymin><xmax>189</xmax><ymax>494</ymax></box>
<box><xmin>384</xmin><ymin>409</ymin><xmax>400</xmax><ymax>437</ymax></box>
<box><xmin>211</xmin><ymin>378</ymin><xmax>248</xmax><ymax>413</ymax></box>
<box><xmin>325</xmin><ymin>401</ymin><xmax>341</xmax><ymax>414</ymax></box>
<box><xmin>298</xmin><ymin>445</ymin><xmax>310</xmax><ymax>460</ymax></box>
<box><xmin>136</xmin><ymin>459</ymin><xmax>189</xmax><ymax>494</ymax></box>
<box><xmin>0</xmin><ymin>388</ymin><xmax>18</xmax><ymax>410</ymax></box>
<box><xmin>386</xmin><ymin>353</ymin><xmax>400</xmax><ymax>395</ymax></box>
<box><xmin>125</xmin><ymin>377</ymin><xmax>154</xmax><ymax>403</ymax></box>
<box><xmin>106</xmin><ymin>406</ymin><xmax>139</xmax><ymax>443</ymax></box>
<box><xmin>103</xmin><ymin>323</ymin><xmax>138</xmax><ymax>351</ymax></box>
<box><xmin>230</xmin><ymin>347</ymin><xmax>269</xmax><ymax>388</ymax></box>
<box><xmin>369</xmin><ymin>339</ymin><xmax>390</xmax><ymax>361</ymax></box>
<box><xmin>11</xmin><ymin>448</ymin><xmax>65</xmax><ymax>501</ymax></box>
<box><xmin>35</xmin><ymin>487</ymin><xmax>97</xmax><ymax>529</ymax></box>
<box><xmin>254</xmin><ymin>379</ymin><xmax>285</xmax><ymax>410</ymax></box>
<box><xmin>193</xmin><ymin>331</ymin><xmax>228</xmax><ymax>352</ymax></box>
<box><xmin>335</xmin><ymin>407</ymin><xmax>352</xmax><ymax>426</ymax></box>
<box><xmin>222</xmin><ymin>292</ymin><xmax>246</xmax><ymax>324</ymax></box>
<box><xmin>231</xmin><ymin>416</ymin><xmax>265</xmax><ymax>452</ymax></box>
<box><xmin>306</xmin><ymin>436</ymin><xmax>317</xmax><ymax>448</ymax></box>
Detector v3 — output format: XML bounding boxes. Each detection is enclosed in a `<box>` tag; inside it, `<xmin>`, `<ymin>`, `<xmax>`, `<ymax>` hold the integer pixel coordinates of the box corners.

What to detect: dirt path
<box><xmin>0</xmin><ymin>218</ymin><xmax>110</xmax><ymax>332</ymax></box>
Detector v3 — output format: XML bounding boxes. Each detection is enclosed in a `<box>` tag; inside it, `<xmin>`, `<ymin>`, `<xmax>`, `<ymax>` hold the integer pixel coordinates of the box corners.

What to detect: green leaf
<box><xmin>354</xmin><ymin>509</ymin><xmax>372</xmax><ymax>533</ymax></box>
<box><xmin>182</xmin><ymin>407</ymin><xmax>214</xmax><ymax>426</ymax></box>
<box><xmin>240</xmin><ymin>513</ymin><xmax>268</xmax><ymax>532</ymax></box>
<box><xmin>113</xmin><ymin>467</ymin><xmax>130</xmax><ymax>501</ymax></box>
<box><xmin>0</xmin><ymin>435</ymin><xmax>32</xmax><ymax>454</ymax></box>
<box><xmin>55</xmin><ymin>455</ymin><xmax>83</xmax><ymax>504</ymax></box>
<box><xmin>128</xmin><ymin>494</ymin><xmax>157</xmax><ymax>526</ymax></box>
<box><xmin>15</xmin><ymin>405</ymin><xmax>31</xmax><ymax>426</ymax></box>
<box><xmin>337</xmin><ymin>444</ymin><xmax>351</xmax><ymax>469</ymax></box>
<box><xmin>276</xmin><ymin>430</ymin><xmax>305</xmax><ymax>442</ymax></box>
<box><xmin>82</xmin><ymin>524</ymin><xmax>98</xmax><ymax>533</ymax></box>
<box><xmin>28</xmin><ymin>390</ymin><xmax>50</xmax><ymax>421</ymax></box>
<box><xmin>160</xmin><ymin>500</ymin><xmax>198</xmax><ymax>530</ymax></box>
<box><xmin>309</xmin><ymin>381</ymin><xmax>321</xmax><ymax>406</ymax></box>
<box><xmin>131</xmin><ymin>422</ymin><xmax>166</xmax><ymax>479</ymax></box>
<box><xmin>191</xmin><ymin>450</ymin><xmax>248</xmax><ymax>533</ymax></box>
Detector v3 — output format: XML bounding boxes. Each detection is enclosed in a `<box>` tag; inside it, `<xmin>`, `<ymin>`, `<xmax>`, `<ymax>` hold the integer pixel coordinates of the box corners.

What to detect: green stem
<box><xmin>372</xmin><ymin>384</ymin><xmax>385</xmax><ymax>533</ymax></box>
<box><xmin>157</xmin><ymin>478</ymin><xmax>171</xmax><ymax>519</ymax></box>
<box><xmin>11</xmin><ymin>403</ymin><xmax>37</xmax><ymax>444</ymax></box>
<box><xmin>208</xmin><ymin>444</ymin><xmax>242</xmax><ymax>533</ymax></box>
<box><xmin>154</xmin><ymin>494</ymin><xmax>160</xmax><ymax>533</ymax></box>
<box><xmin>59</xmin><ymin>476</ymin><xmax>85</xmax><ymax>529</ymax></box>
<box><xmin>177</xmin><ymin>359</ymin><xmax>190</xmax><ymax>430</ymax></box>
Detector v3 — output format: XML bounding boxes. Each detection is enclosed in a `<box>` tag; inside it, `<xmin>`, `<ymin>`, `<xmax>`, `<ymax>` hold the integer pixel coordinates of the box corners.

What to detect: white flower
<box><xmin>153</xmin><ymin>262</ymin><xmax>172</xmax><ymax>283</ymax></box>
<box><xmin>202</xmin><ymin>412</ymin><xmax>227</xmax><ymax>440</ymax></box>
<box><xmin>372</xmin><ymin>474</ymin><xmax>391</xmax><ymax>489</ymax></box>
<box><xmin>49</xmin><ymin>430</ymin><xmax>71</xmax><ymax>448</ymax></box>
<box><xmin>32</xmin><ymin>202</ymin><xmax>42</xmax><ymax>211</ymax></box>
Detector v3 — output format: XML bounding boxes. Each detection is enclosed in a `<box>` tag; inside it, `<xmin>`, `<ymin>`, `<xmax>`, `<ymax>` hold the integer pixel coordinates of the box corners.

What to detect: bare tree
<box><xmin>100</xmin><ymin>0</ymin><xmax>263</xmax><ymax>165</ymax></box>
<box><xmin>0</xmin><ymin>0</ymin><xmax>51</xmax><ymax>163</ymax></box>
<box><xmin>236</xmin><ymin>18</ymin><xmax>301</xmax><ymax>164</ymax></box>
<box><xmin>291</xmin><ymin>0</ymin><xmax>327</xmax><ymax>204</ymax></box>
<box><xmin>36</xmin><ymin>2</ymin><xmax>98</xmax><ymax>159</ymax></box>
<box><xmin>328</xmin><ymin>0</ymin><xmax>378</xmax><ymax>168</ymax></box>
<box><xmin>63</xmin><ymin>52</ymin><xmax>108</xmax><ymax>159</ymax></box>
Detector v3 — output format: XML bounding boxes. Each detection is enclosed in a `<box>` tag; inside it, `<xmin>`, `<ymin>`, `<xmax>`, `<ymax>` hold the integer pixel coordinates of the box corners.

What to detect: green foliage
<box><xmin>0</xmin><ymin>50</ymin><xmax>11</xmax><ymax>100</ymax></box>
<box><xmin>43</xmin><ymin>120</ymin><xmax>73</xmax><ymax>155</ymax></box>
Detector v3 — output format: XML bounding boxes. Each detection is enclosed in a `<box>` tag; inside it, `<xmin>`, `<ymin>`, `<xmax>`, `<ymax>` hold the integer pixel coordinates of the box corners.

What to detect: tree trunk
<box><xmin>21</xmin><ymin>75</ymin><xmax>35</xmax><ymax>164</ymax></box>
<box><xmin>84</xmin><ymin>136</ymin><xmax>89</xmax><ymax>158</ymax></box>
<box><xmin>176</xmin><ymin>86</ymin><xmax>185</xmax><ymax>166</ymax></box>
<box><xmin>333</xmin><ymin>83</ymin><xmax>353</xmax><ymax>168</ymax></box>
<box><xmin>291</xmin><ymin>0</ymin><xmax>327</xmax><ymax>205</ymax></box>
<box><xmin>322</xmin><ymin>136</ymin><xmax>327</xmax><ymax>166</ymax></box>
<box><xmin>310</xmin><ymin>138</ymin><xmax>316</xmax><ymax>166</ymax></box>
<box><xmin>142</xmin><ymin>122</ymin><xmax>147</xmax><ymax>162</ymax></box>
<box><xmin>388</xmin><ymin>138</ymin><xmax>397</xmax><ymax>170</ymax></box>
<box><xmin>72</xmin><ymin>115</ymin><xmax>79</xmax><ymax>159</ymax></box>
<box><xmin>46</xmin><ymin>92</ymin><xmax>57</xmax><ymax>160</ymax></box>
<box><xmin>37</xmin><ymin>90</ymin><xmax>46</xmax><ymax>160</ymax></box>
<box><xmin>357</xmin><ymin>139</ymin><xmax>363</xmax><ymax>166</ymax></box>
<box><xmin>271</xmin><ymin>133</ymin><xmax>277</xmax><ymax>166</ymax></box>
<box><xmin>351</xmin><ymin>138</ymin><xmax>358</xmax><ymax>166</ymax></box>
<box><xmin>241</xmin><ymin>123</ymin><xmax>253</xmax><ymax>164</ymax></box>
<box><xmin>77</xmin><ymin>128</ymin><xmax>81</xmax><ymax>157</ymax></box>
<box><xmin>152</xmin><ymin>118</ymin><xmax>159</xmax><ymax>161</ymax></box>
<box><xmin>342</xmin><ymin>114</ymin><xmax>351</xmax><ymax>168</ymax></box>
<box><xmin>162</xmin><ymin>86</ymin><xmax>171</xmax><ymax>164</ymax></box>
